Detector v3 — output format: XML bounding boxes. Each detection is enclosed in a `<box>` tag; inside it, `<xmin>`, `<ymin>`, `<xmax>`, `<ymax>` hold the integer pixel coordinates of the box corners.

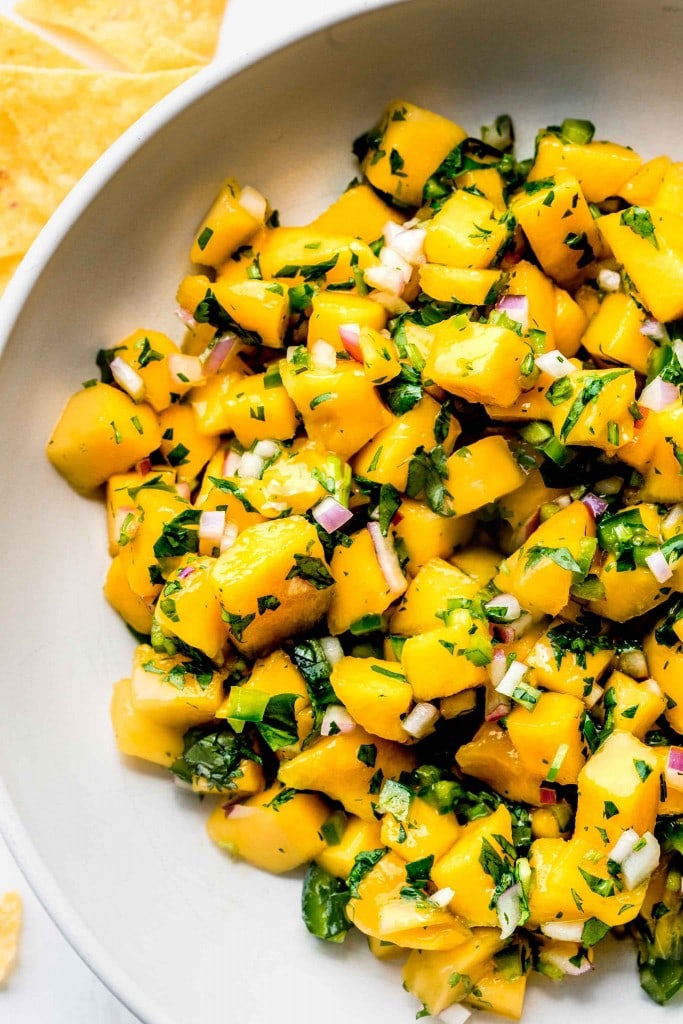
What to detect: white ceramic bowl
<box><xmin>0</xmin><ymin>1</ymin><xmax>681</xmax><ymax>1022</ymax></box>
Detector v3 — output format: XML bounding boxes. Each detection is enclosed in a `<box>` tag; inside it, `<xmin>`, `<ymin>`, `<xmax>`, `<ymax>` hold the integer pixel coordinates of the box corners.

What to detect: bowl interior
<box><xmin>0</xmin><ymin>1</ymin><xmax>681</xmax><ymax>1021</ymax></box>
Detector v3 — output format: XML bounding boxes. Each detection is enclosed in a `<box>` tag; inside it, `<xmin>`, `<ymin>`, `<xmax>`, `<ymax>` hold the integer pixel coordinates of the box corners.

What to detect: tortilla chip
<box><xmin>14</xmin><ymin>0</ymin><xmax>226</xmax><ymax>72</ymax></box>
<box><xmin>0</xmin><ymin>254</ymin><xmax>24</xmax><ymax>295</ymax></box>
<box><xmin>0</xmin><ymin>65</ymin><xmax>196</xmax><ymax>257</ymax></box>
<box><xmin>0</xmin><ymin>14</ymin><xmax>82</xmax><ymax>66</ymax></box>
<box><xmin>0</xmin><ymin>890</ymin><xmax>22</xmax><ymax>986</ymax></box>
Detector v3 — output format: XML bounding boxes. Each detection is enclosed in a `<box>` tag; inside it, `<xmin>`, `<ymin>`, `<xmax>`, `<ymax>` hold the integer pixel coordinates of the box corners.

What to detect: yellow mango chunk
<box><xmin>110</xmin><ymin>677</ymin><xmax>184</xmax><ymax>767</ymax></box>
<box><xmin>506</xmin><ymin>691</ymin><xmax>586</xmax><ymax>785</ymax></box>
<box><xmin>418</xmin><ymin>264</ymin><xmax>502</xmax><ymax>305</ymax></box>
<box><xmin>346</xmin><ymin>850</ymin><xmax>471</xmax><ymax>950</ymax></box>
<box><xmin>401</xmin><ymin>612</ymin><xmax>492</xmax><ymax>700</ymax></box>
<box><xmin>117</xmin><ymin>328</ymin><xmax>193</xmax><ymax>413</ymax></box>
<box><xmin>617</xmin><ymin>155</ymin><xmax>672</xmax><ymax>206</ymax></box>
<box><xmin>316</xmin><ymin>816</ymin><xmax>383</xmax><ymax>879</ymax></box>
<box><xmin>211</xmin><ymin>516</ymin><xmax>334</xmax><ymax>657</ymax></box>
<box><xmin>510</xmin><ymin>171</ymin><xmax>600</xmax><ymax>287</ymax></box>
<box><xmin>47</xmin><ymin>383</ymin><xmax>161</xmax><ymax>494</ymax></box>
<box><xmin>211</xmin><ymin>278</ymin><xmax>288</xmax><ymax>348</ymax></box>
<box><xmin>159</xmin><ymin>402</ymin><xmax>220</xmax><ymax>485</ymax></box>
<box><xmin>507</xmin><ymin>259</ymin><xmax>557</xmax><ymax>347</ymax></box>
<box><xmin>529</xmin><ymin>134</ymin><xmax>642</xmax><ymax>202</ymax></box>
<box><xmin>574</xmin><ymin>730</ymin><xmax>660</xmax><ymax>847</ymax></box>
<box><xmin>644</xmin><ymin>623</ymin><xmax>683</xmax><ymax>735</ymax></box>
<box><xmin>327</xmin><ymin>528</ymin><xmax>406</xmax><ymax>636</ymax></box>
<box><xmin>527</xmin><ymin>622</ymin><xmax>615</xmax><ymax>699</ymax></box>
<box><xmin>206</xmin><ymin>784</ymin><xmax>328</xmax><ymax>874</ymax></box>
<box><xmin>103</xmin><ymin>555</ymin><xmax>154</xmax><ymax>636</ymax></box>
<box><xmin>426</xmin><ymin>316</ymin><xmax>531</xmax><ymax>407</ymax></box>
<box><xmin>391</xmin><ymin>499</ymin><xmax>475</xmax><ymax>576</ymax></box>
<box><xmin>381</xmin><ymin>795</ymin><xmax>461</xmax><ymax>863</ymax></box>
<box><xmin>117</xmin><ymin>487</ymin><xmax>191</xmax><ymax>600</ymax></box>
<box><xmin>597</xmin><ymin>207</ymin><xmax>683</xmax><ymax>322</ymax></box>
<box><xmin>581</xmin><ymin>292</ymin><xmax>653</xmax><ymax>375</ymax></box>
<box><xmin>330</xmin><ymin>657</ymin><xmax>413</xmax><ymax>742</ymax></box>
<box><xmin>353</xmin><ymin>394</ymin><xmax>460</xmax><ymax>491</ymax></box>
<box><xmin>456</xmin><ymin>166</ymin><xmax>507</xmax><ymax>210</ymax></box>
<box><xmin>176</xmin><ymin>273</ymin><xmax>217</xmax><ymax>354</ymax></box>
<box><xmin>450</xmin><ymin>545</ymin><xmax>502</xmax><ymax>587</ymax></box>
<box><xmin>310</xmin><ymin>182</ymin><xmax>405</xmax><ymax>242</ymax></box>
<box><xmin>361</xmin><ymin>99</ymin><xmax>467</xmax><ymax>207</ymax></box>
<box><xmin>190</xmin><ymin>177</ymin><xmax>265</xmax><ymax>268</ymax></box>
<box><xmin>528</xmin><ymin>835</ymin><xmax>648</xmax><ymax>927</ymax></box>
<box><xmin>456</xmin><ymin>722</ymin><xmax>546</xmax><ymax>806</ymax></box>
<box><xmin>445</xmin><ymin>436</ymin><xmax>526</xmax><ymax>517</ymax></box>
<box><xmin>432</xmin><ymin>805</ymin><xmax>513</xmax><ymax>927</ymax></box>
<box><xmin>308</xmin><ymin>290</ymin><xmax>387</xmax><ymax>353</ymax></box>
<box><xmin>278</xmin><ymin>728</ymin><xmax>415</xmax><ymax>822</ymax></box>
<box><xmin>494</xmin><ymin>501</ymin><xmax>596</xmax><ymax>619</ymax></box>
<box><xmin>105</xmin><ymin>468</ymin><xmax>176</xmax><ymax>556</ymax></box>
<box><xmin>129</xmin><ymin>644</ymin><xmax>224</xmax><ymax>729</ymax></box>
<box><xmin>189</xmin><ymin>371</ymin><xmax>243</xmax><ymax>436</ymax></box>
<box><xmin>280</xmin><ymin>357</ymin><xmax>391</xmax><ymax>460</ymax></box>
<box><xmin>653</xmin><ymin>161</ymin><xmax>683</xmax><ymax>215</ymax></box>
<box><xmin>465</xmin><ymin>968</ymin><xmax>527</xmax><ymax>1020</ymax></box>
<box><xmin>554</xmin><ymin>285</ymin><xmax>589</xmax><ymax>358</ymax></box>
<box><xmin>403</xmin><ymin>929</ymin><xmax>504</xmax><ymax>1017</ymax></box>
<box><xmin>154</xmin><ymin>555</ymin><xmax>228</xmax><ymax>663</ymax></box>
<box><xmin>390</xmin><ymin>559</ymin><xmax>479</xmax><ymax>636</ymax></box>
<box><xmin>603</xmin><ymin>670</ymin><xmax>667</xmax><ymax>738</ymax></box>
<box><xmin>425</xmin><ymin>190</ymin><xmax>508</xmax><ymax>268</ymax></box>
<box><xmin>220</xmin><ymin>372</ymin><xmax>298</xmax><ymax>448</ymax></box>
<box><xmin>546</xmin><ymin>367</ymin><xmax>637</xmax><ymax>453</ymax></box>
<box><xmin>257</xmin><ymin>228</ymin><xmax>378</xmax><ymax>286</ymax></box>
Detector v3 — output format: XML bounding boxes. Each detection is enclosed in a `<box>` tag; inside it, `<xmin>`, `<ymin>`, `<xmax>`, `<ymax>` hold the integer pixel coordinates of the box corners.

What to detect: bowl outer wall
<box><xmin>0</xmin><ymin>0</ymin><xmax>681</xmax><ymax>1022</ymax></box>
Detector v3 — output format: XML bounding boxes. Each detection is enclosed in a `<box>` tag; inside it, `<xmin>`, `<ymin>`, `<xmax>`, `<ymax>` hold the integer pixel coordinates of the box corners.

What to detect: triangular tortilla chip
<box><xmin>0</xmin><ymin>66</ymin><xmax>196</xmax><ymax>256</ymax></box>
<box><xmin>0</xmin><ymin>14</ymin><xmax>82</xmax><ymax>67</ymax></box>
<box><xmin>14</xmin><ymin>0</ymin><xmax>226</xmax><ymax>72</ymax></box>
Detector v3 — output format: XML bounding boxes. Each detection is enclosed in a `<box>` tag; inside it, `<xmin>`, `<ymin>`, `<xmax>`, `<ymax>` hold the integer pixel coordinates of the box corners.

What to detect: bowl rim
<box><xmin>0</xmin><ymin>2</ymin><xmax>407</xmax><ymax>1020</ymax></box>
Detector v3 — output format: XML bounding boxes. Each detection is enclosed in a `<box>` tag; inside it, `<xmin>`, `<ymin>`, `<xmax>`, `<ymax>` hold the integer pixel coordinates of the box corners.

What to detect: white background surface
<box><xmin>0</xmin><ymin>1</ymin><xmax>388</xmax><ymax>1020</ymax></box>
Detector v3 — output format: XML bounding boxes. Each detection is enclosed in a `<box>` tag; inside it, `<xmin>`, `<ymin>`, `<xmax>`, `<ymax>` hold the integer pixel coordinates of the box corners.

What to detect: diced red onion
<box><xmin>487</xmin><ymin>648</ymin><xmax>508</xmax><ymax>688</ymax></box>
<box><xmin>622</xmin><ymin>832</ymin><xmax>660</xmax><ymax>890</ymax></box>
<box><xmin>175</xmin><ymin>482</ymin><xmax>191</xmax><ymax>500</ymax></box>
<box><xmin>555</xmin><ymin>494</ymin><xmax>572</xmax><ymax>509</ymax></box>
<box><xmin>110</xmin><ymin>356</ymin><xmax>145</xmax><ymax>401</ymax></box>
<box><xmin>226</xmin><ymin>803</ymin><xmax>256</xmax><ymax>819</ymax></box>
<box><xmin>597</xmin><ymin>268</ymin><xmax>621</xmax><ymax>292</ymax></box>
<box><xmin>539</xmin><ymin>785</ymin><xmax>557</xmax><ymax>805</ymax></box>
<box><xmin>320</xmin><ymin>704</ymin><xmax>356</xmax><ymax>736</ymax></box>
<box><xmin>364</xmin><ymin>265</ymin><xmax>405</xmax><ymax>296</ymax></box>
<box><xmin>485</xmin><ymin>700</ymin><xmax>511</xmax><ymax>723</ymax></box>
<box><xmin>390</xmin><ymin>227</ymin><xmax>427</xmax><ymax>266</ymax></box>
<box><xmin>639</xmin><ymin>375</ymin><xmax>679</xmax><ymax>411</ymax></box>
<box><xmin>665</xmin><ymin>746</ymin><xmax>683</xmax><ymax>794</ymax></box>
<box><xmin>645</xmin><ymin>548</ymin><xmax>673</xmax><ymax>584</ymax></box>
<box><xmin>237</xmin><ymin>185</ymin><xmax>267</xmax><ymax>222</ymax></box>
<box><xmin>175</xmin><ymin>305</ymin><xmax>198</xmax><ymax>330</ymax></box>
<box><xmin>534</xmin><ymin>349</ymin><xmax>577</xmax><ymax>379</ymax></box>
<box><xmin>493</xmin><ymin>611</ymin><xmax>533</xmax><ymax>643</ymax></box>
<box><xmin>198</xmin><ymin>510</ymin><xmax>226</xmax><ymax>552</ymax></box>
<box><xmin>663</xmin><ymin>503</ymin><xmax>683</xmax><ymax>532</ymax></box>
<box><xmin>542</xmin><ymin>949</ymin><xmax>592</xmax><ymax>977</ymax></box>
<box><xmin>640</xmin><ymin>318</ymin><xmax>667</xmax><ymax>342</ymax></box>
<box><xmin>238</xmin><ymin>452</ymin><xmax>264</xmax><ymax>479</ymax></box>
<box><xmin>402</xmin><ymin>702</ymin><xmax>440</xmax><ymax>740</ymax></box>
<box><xmin>379</xmin><ymin>245</ymin><xmax>413</xmax><ymax>286</ymax></box>
<box><xmin>136</xmin><ymin>457</ymin><xmax>153</xmax><ymax>475</ymax></box>
<box><xmin>484</xmin><ymin>593</ymin><xmax>521</xmax><ymax>622</ymax></box>
<box><xmin>430</xmin><ymin>886</ymin><xmax>455</xmax><ymax>908</ymax></box>
<box><xmin>491</xmin><ymin>623</ymin><xmax>515</xmax><ymax>643</ymax></box>
<box><xmin>609</xmin><ymin>828</ymin><xmax>640</xmax><ymax>865</ymax></box>
<box><xmin>366</xmin><ymin>522</ymin><xmax>406</xmax><ymax>596</ymax></box>
<box><xmin>496</xmin><ymin>883</ymin><xmax>522</xmax><ymax>940</ymax></box>
<box><xmin>312</xmin><ymin>495</ymin><xmax>354</xmax><ymax>533</ymax></box>
<box><xmin>168</xmin><ymin>354</ymin><xmax>205</xmax><ymax>386</ymax></box>
<box><xmin>203</xmin><ymin>334</ymin><xmax>238</xmax><ymax>375</ymax></box>
<box><xmin>223</xmin><ymin>450</ymin><xmax>242</xmax><ymax>476</ymax></box>
<box><xmin>582</xmin><ymin>492</ymin><xmax>609</xmax><ymax>519</ymax></box>
<box><xmin>495</xmin><ymin>660</ymin><xmax>530</xmax><ymax>697</ymax></box>
<box><xmin>310</xmin><ymin>339</ymin><xmax>337</xmax><ymax>371</ymax></box>
<box><xmin>541</xmin><ymin>921</ymin><xmax>584</xmax><ymax>941</ymax></box>
<box><xmin>594</xmin><ymin>476</ymin><xmax>623</xmax><ymax>496</ymax></box>
<box><xmin>253</xmin><ymin>439</ymin><xmax>280</xmax><ymax>460</ymax></box>
<box><xmin>382</xmin><ymin>220</ymin><xmax>403</xmax><ymax>246</ymax></box>
<box><xmin>320</xmin><ymin>636</ymin><xmax>344</xmax><ymax>666</ymax></box>
<box><xmin>617</xmin><ymin>648</ymin><xmax>649</xmax><ymax>680</ymax></box>
<box><xmin>496</xmin><ymin>294</ymin><xmax>529</xmax><ymax>333</ymax></box>
<box><xmin>338</xmin><ymin>323</ymin><xmax>362</xmax><ymax>361</ymax></box>
<box><xmin>177</xmin><ymin>564</ymin><xmax>196</xmax><ymax>580</ymax></box>
<box><xmin>220</xmin><ymin>521</ymin><xmax>239</xmax><ymax>553</ymax></box>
